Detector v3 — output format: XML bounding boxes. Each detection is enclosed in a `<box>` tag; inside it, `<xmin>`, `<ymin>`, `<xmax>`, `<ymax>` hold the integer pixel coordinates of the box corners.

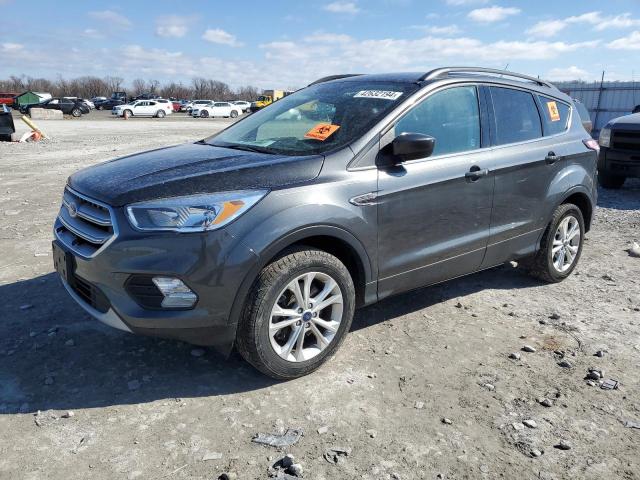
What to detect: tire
<box><xmin>156</xmin><ymin>110</ymin><xmax>166</xmax><ymax>118</ymax></box>
<box><xmin>200</xmin><ymin>110</ymin><xmax>209</xmax><ymax>118</ymax></box>
<box><xmin>598</xmin><ymin>171</ymin><xmax>625</xmax><ymax>189</ymax></box>
<box><xmin>96</xmin><ymin>105</ymin><xmax>103</xmax><ymax>111</ymax></box>
<box><xmin>230</xmin><ymin>110</ymin><xmax>238</xmax><ymax>118</ymax></box>
<box><xmin>236</xmin><ymin>247</ymin><xmax>356</xmax><ymax>379</ymax></box>
<box><xmin>123</xmin><ymin>110</ymin><xmax>132</xmax><ymax>119</ymax></box>
<box><xmin>526</xmin><ymin>203</ymin><xmax>585</xmax><ymax>283</ymax></box>
<box><xmin>71</xmin><ymin>108</ymin><xmax>81</xmax><ymax>117</ymax></box>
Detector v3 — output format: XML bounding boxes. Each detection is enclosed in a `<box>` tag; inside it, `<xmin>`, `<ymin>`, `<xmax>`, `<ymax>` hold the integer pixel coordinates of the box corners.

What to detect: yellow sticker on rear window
<box><xmin>547</xmin><ymin>101</ymin><xmax>560</xmax><ymax>122</ymax></box>
<box><xmin>304</xmin><ymin>123</ymin><xmax>340</xmax><ymax>141</ymax></box>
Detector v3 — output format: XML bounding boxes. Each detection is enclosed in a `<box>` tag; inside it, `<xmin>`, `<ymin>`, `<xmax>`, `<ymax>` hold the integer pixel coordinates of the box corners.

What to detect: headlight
<box><xmin>125</xmin><ymin>190</ymin><xmax>267</xmax><ymax>232</ymax></box>
<box><xmin>598</xmin><ymin>127</ymin><xmax>611</xmax><ymax>148</ymax></box>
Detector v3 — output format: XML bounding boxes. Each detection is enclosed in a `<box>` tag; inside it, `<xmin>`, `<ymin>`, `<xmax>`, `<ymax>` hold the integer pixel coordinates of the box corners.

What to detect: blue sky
<box><xmin>1</xmin><ymin>0</ymin><xmax>640</xmax><ymax>89</ymax></box>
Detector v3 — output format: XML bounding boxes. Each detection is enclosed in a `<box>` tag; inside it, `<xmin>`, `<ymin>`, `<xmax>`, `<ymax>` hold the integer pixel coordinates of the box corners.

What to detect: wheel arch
<box><xmin>227</xmin><ymin>225</ymin><xmax>375</xmax><ymax>329</ymax></box>
<box><xmin>560</xmin><ymin>188</ymin><xmax>594</xmax><ymax>232</ymax></box>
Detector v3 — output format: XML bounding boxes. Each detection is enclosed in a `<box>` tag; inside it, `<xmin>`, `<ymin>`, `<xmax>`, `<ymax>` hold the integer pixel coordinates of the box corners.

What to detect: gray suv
<box><xmin>53</xmin><ymin>67</ymin><xmax>598</xmax><ymax>379</ymax></box>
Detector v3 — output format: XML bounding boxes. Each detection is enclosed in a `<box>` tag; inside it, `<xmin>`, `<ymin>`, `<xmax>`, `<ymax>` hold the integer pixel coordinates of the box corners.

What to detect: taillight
<box><xmin>583</xmin><ymin>138</ymin><xmax>599</xmax><ymax>152</ymax></box>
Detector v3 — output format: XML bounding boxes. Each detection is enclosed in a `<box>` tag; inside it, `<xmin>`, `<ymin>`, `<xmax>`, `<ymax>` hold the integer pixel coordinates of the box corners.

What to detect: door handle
<box><xmin>465</xmin><ymin>166</ymin><xmax>489</xmax><ymax>181</ymax></box>
<box><xmin>545</xmin><ymin>151</ymin><xmax>562</xmax><ymax>164</ymax></box>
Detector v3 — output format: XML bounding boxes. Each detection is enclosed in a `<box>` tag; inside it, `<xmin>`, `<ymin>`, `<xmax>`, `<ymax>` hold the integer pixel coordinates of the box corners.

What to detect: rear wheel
<box><xmin>230</xmin><ymin>110</ymin><xmax>238</xmax><ymax>118</ymax></box>
<box><xmin>598</xmin><ymin>171</ymin><xmax>625</xmax><ymax>189</ymax></box>
<box><xmin>236</xmin><ymin>247</ymin><xmax>355</xmax><ymax>379</ymax></box>
<box><xmin>526</xmin><ymin>203</ymin><xmax>584</xmax><ymax>283</ymax></box>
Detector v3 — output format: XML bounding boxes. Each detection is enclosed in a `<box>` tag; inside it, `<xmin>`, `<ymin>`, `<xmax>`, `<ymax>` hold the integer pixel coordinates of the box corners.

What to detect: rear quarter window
<box><xmin>538</xmin><ymin>95</ymin><xmax>571</xmax><ymax>136</ymax></box>
<box><xmin>490</xmin><ymin>87</ymin><xmax>542</xmax><ymax>145</ymax></box>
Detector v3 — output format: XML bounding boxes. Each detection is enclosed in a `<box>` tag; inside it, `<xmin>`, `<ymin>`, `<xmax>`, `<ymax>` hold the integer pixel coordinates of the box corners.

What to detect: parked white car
<box><xmin>192</xmin><ymin>102</ymin><xmax>242</xmax><ymax>118</ymax></box>
<box><xmin>232</xmin><ymin>101</ymin><xmax>251</xmax><ymax>112</ymax></box>
<box><xmin>112</xmin><ymin>100</ymin><xmax>171</xmax><ymax>118</ymax></box>
<box><xmin>186</xmin><ymin>100</ymin><xmax>212</xmax><ymax>113</ymax></box>
<box><xmin>154</xmin><ymin>99</ymin><xmax>174</xmax><ymax>114</ymax></box>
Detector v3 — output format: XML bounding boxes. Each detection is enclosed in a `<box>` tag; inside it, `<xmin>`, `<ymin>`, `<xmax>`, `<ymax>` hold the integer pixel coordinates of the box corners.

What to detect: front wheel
<box><xmin>236</xmin><ymin>247</ymin><xmax>355</xmax><ymax>379</ymax></box>
<box><xmin>200</xmin><ymin>110</ymin><xmax>209</xmax><ymax>118</ymax></box>
<box><xmin>156</xmin><ymin>110</ymin><xmax>165</xmax><ymax>118</ymax></box>
<box><xmin>71</xmin><ymin>108</ymin><xmax>81</xmax><ymax>117</ymax></box>
<box><xmin>230</xmin><ymin>110</ymin><xmax>238</xmax><ymax>118</ymax></box>
<box><xmin>526</xmin><ymin>203</ymin><xmax>584</xmax><ymax>283</ymax></box>
<box><xmin>598</xmin><ymin>171</ymin><xmax>625</xmax><ymax>189</ymax></box>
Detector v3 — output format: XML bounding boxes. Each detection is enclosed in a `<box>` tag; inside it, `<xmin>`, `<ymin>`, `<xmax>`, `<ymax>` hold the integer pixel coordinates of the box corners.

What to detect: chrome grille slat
<box><xmin>54</xmin><ymin>187</ymin><xmax>117</xmax><ymax>258</ymax></box>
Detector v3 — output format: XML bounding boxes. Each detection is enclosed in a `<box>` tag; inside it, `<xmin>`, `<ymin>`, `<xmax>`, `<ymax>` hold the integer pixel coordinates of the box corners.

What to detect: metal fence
<box><xmin>555</xmin><ymin>80</ymin><xmax>640</xmax><ymax>136</ymax></box>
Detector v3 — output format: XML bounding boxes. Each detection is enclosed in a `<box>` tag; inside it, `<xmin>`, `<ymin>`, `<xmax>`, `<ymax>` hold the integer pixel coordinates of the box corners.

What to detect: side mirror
<box><xmin>392</xmin><ymin>133</ymin><xmax>436</xmax><ymax>162</ymax></box>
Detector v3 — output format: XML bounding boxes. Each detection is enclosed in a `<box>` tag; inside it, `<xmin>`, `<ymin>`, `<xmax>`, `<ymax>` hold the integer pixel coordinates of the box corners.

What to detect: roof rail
<box><xmin>307</xmin><ymin>74</ymin><xmax>363</xmax><ymax>86</ymax></box>
<box><xmin>420</xmin><ymin>67</ymin><xmax>553</xmax><ymax>88</ymax></box>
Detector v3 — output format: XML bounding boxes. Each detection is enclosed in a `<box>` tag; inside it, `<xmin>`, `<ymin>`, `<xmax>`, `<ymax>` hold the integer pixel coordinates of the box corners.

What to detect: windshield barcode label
<box><xmin>354</xmin><ymin>90</ymin><xmax>403</xmax><ymax>100</ymax></box>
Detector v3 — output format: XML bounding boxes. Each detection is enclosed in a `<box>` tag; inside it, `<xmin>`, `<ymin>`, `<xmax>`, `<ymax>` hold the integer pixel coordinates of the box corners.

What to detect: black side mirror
<box><xmin>392</xmin><ymin>133</ymin><xmax>436</xmax><ymax>162</ymax></box>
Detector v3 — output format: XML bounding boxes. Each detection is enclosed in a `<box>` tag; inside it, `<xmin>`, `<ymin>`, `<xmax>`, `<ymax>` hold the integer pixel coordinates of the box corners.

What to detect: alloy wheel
<box><xmin>269</xmin><ymin>271</ymin><xmax>343</xmax><ymax>362</ymax></box>
<box><xmin>552</xmin><ymin>215</ymin><xmax>580</xmax><ymax>273</ymax></box>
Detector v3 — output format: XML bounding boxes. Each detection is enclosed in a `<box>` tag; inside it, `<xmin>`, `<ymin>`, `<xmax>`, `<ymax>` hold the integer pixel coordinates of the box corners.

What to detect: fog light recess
<box><xmin>151</xmin><ymin>277</ymin><xmax>198</xmax><ymax>308</ymax></box>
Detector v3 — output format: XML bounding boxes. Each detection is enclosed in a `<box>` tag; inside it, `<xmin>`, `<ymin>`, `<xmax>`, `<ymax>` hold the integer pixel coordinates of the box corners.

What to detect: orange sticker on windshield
<box><xmin>547</xmin><ymin>101</ymin><xmax>560</xmax><ymax>121</ymax></box>
<box><xmin>304</xmin><ymin>123</ymin><xmax>340</xmax><ymax>141</ymax></box>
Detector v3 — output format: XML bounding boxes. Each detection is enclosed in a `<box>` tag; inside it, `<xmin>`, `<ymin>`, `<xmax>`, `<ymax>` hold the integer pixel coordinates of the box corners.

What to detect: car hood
<box><xmin>68</xmin><ymin>142</ymin><xmax>325</xmax><ymax>206</ymax></box>
<box><xmin>609</xmin><ymin>113</ymin><xmax>640</xmax><ymax>129</ymax></box>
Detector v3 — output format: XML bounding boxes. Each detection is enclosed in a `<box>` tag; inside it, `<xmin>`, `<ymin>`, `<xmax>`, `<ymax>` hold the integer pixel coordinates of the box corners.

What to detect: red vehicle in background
<box><xmin>171</xmin><ymin>101</ymin><xmax>181</xmax><ymax>112</ymax></box>
<box><xmin>0</xmin><ymin>93</ymin><xmax>17</xmax><ymax>106</ymax></box>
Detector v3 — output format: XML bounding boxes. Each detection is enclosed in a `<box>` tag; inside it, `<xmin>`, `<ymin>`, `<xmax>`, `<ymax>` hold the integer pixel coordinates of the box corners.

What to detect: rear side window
<box><xmin>395</xmin><ymin>86</ymin><xmax>481</xmax><ymax>156</ymax></box>
<box><xmin>538</xmin><ymin>95</ymin><xmax>570</xmax><ymax>135</ymax></box>
<box><xmin>490</xmin><ymin>87</ymin><xmax>542</xmax><ymax>145</ymax></box>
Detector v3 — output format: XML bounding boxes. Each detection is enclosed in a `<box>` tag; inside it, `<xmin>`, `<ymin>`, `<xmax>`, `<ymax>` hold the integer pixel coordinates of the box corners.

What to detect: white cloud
<box><xmin>608</xmin><ymin>30</ymin><xmax>640</xmax><ymax>50</ymax></box>
<box><xmin>1</xmin><ymin>42</ymin><xmax>23</xmax><ymax>52</ymax></box>
<box><xmin>594</xmin><ymin>13</ymin><xmax>640</xmax><ymax>31</ymax></box>
<box><xmin>546</xmin><ymin>66</ymin><xmax>590</xmax><ymax>80</ymax></box>
<box><xmin>156</xmin><ymin>15</ymin><xmax>194</xmax><ymax>38</ymax></box>
<box><xmin>82</xmin><ymin>28</ymin><xmax>104</xmax><ymax>39</ymax></box>
<box><xmin>526</xmin><ymin>20</ymin><xmax>568</xmax><ymax>38</ymax></box>
<box><xmin>88</xmin><ymin>10</ymin><xmax>131</xmax><ymax>29</ymax></box>
<box><xmin>468</xmin><ymin>6</ymin><xmax>520</xmax><ymax>23</ymax></box>
<box><xmin>304</xmin><ymin>33</ymin><xmax>353</xmax><ymax>44</ymax></box>
<box><xmin>530</xmin><ymin>11</ymin><xmax>640</xmax><ymax>38</ymax></box>
<box><xmin>416</xmin><ymin>24</ymin><xmax>462</xmax><ymax>36</ymax></box>
<box><xmin>324</xmin><ymin>2</ymin><xmax>360</xmax><ymax>14</ymax></box>
<box><xmin>446</xmin><ymin>0</ymin><xmax>487</xmax><ymax>5</ymax></box>
<box><xmin>202</xmin><ymin>28</ymin><xmax>242</xmax><ymax>47</ymax></box>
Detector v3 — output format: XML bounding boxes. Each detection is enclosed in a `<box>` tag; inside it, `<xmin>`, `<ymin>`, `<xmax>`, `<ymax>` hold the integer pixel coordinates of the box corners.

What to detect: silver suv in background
<box><xmin>53</xmin><ymin>68</ymin><xmax>598</xmax><ymax>379</ymax></box>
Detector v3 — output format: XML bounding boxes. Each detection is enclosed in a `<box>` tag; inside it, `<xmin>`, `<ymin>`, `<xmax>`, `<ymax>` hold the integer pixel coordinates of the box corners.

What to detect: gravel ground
<box><xmin>1</xmin><ymin>115</ymin><xmax>639</xmax><ymax>480</ymax></box>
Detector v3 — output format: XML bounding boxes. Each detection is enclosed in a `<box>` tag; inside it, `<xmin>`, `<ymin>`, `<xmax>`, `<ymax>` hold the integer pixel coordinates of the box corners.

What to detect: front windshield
<box><xmin>207</xmin><ymin>80</ymin><xmax>418</xmax><ymax>156</ymax></box>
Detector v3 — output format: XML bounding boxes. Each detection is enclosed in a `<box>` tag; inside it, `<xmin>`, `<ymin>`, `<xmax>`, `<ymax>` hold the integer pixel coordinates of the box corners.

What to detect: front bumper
<box><xmin>598</xmin><ymin>147</ymin><xmax>640</xmax><ymax>178</ymax></box>
<box><xmin>53</xmin><ymin>204</ymin><xmax>259</xmax><ymax>351</ymax></box>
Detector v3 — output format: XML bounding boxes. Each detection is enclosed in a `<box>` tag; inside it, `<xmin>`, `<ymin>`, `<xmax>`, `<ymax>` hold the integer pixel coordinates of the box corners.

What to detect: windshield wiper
<box><xmin>216</xmin><ymin>143</ymin><xmax>277</xmax><ymax>155</ymax></box>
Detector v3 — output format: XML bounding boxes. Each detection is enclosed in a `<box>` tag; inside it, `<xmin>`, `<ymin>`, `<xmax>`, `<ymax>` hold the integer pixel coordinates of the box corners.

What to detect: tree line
<box><xmin>0</xmin><ymin>75</ymin><xmax>262</xmax><ymax>101</ymax></box>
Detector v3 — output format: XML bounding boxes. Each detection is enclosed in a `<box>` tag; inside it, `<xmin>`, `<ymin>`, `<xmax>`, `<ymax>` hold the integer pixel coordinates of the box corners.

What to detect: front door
<box><xmin>377</xmin><ymin>85</ymin><xmax>494</xmax><ymax>299</ymax></box>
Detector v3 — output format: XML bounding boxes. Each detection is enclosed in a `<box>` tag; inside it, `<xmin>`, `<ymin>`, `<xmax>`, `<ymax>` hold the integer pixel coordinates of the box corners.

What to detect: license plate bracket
<box><xmin>52</xmin><ymin>241</ymin><xmax>74</xmax><ymax>285</ymax></box>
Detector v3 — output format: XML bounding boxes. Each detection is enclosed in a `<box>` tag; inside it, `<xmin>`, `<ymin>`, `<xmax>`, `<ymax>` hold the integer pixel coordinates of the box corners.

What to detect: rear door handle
<box><xmin>545</xmin><ymin>151</ymin><xmax>562</xmax><ymax>164</ymax></box>
<box><xmin>465</xmin><ymin>166</ymin><xmax>489</xmax><ymax>181</ymax></box>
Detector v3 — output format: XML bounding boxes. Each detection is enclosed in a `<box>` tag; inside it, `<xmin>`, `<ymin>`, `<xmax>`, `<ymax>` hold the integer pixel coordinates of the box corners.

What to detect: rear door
<box><xmin>377</xmin><ymin>85</ymin><xmax>495</xmax><ymax>299</ymax></box>
<box><xmin>481</xmin><ymin>86</ymin><xmax>564</xmax><ymax>266</ymax></box>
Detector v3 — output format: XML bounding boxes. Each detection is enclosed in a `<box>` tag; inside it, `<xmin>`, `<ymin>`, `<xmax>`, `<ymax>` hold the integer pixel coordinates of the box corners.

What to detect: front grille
<box><xmin>72</xmin><ymin>275</ymin><xmax>110</xmax><ymax>313</ymax></box>
<box><xmin>611</xmin><ymin>130</ymin><xmax>640</xmax><ymax>151</ymax></box>
<box><xmin>54</xmin><ymin>187</ymin><xmax>116</xmax><ymax>258</ymax></box>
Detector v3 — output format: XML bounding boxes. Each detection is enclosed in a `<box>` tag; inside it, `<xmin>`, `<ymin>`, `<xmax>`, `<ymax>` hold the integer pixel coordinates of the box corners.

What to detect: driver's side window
<box><xmin>395</xmin><ymin>86</ymin><xmax>481</xmax><ymax>157</ymax></box>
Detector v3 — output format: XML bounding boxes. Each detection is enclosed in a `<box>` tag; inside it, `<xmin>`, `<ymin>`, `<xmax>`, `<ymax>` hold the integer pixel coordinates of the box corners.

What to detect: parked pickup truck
<box><xmin>598</xmin><ymin>112</ymin><xmax>640</xmax><ymax>189</ymax></box>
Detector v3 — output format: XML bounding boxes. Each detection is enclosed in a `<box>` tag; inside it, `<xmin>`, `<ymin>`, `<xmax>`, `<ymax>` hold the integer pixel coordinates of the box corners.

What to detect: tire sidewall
<box><xmin>251</xmin><ymin>252</ymin><xmax>355</xmax><ymax>378</ymax></box>
<box><xmin>72</xmin><ymin>108</ymin><xmax>81</xmax><ymax>117</ymax></box>
<box><xmin>543</xmin><ymin>205</ymin><xmax>585</xmax><ymax>281</ymax></box>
